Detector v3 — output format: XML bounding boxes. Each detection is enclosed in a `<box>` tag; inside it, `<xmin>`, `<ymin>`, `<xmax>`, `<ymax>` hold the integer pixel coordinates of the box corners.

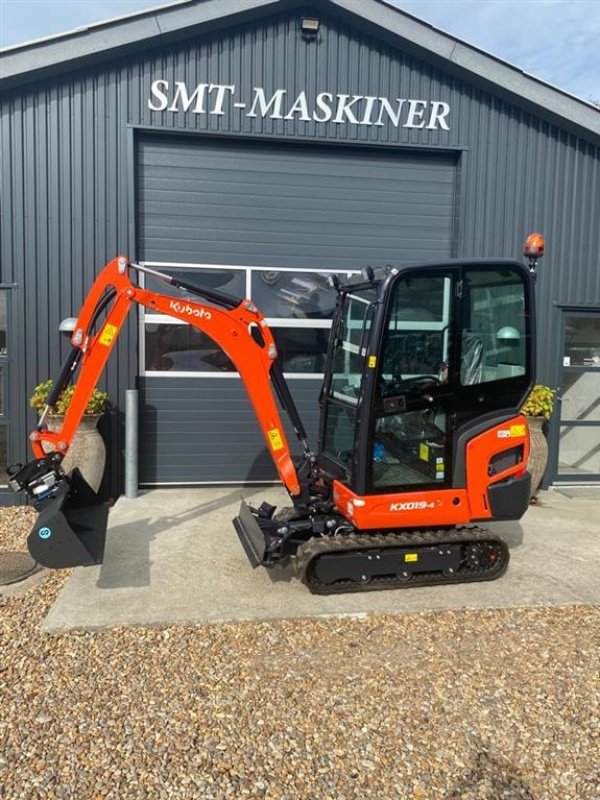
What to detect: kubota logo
<box><xmin>390</xmin><ymin>501</ymin><xmax>435</xmax><ymax>512</ymax></box>
<box><xmin>169</xmin><ymin>300</ymin><xmax>212</xmax><ymax>320</ymax></box>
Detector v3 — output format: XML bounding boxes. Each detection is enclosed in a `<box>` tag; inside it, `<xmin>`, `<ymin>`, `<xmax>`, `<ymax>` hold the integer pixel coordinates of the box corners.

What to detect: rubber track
<box><xmin>295</xmin><ymin>527</ymin><xmax>510</xmax><ymax>595</ymax></box>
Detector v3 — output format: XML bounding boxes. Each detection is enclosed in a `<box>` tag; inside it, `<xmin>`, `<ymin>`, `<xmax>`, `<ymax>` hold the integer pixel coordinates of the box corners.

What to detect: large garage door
<box><xmin>137</xmin><ymin>135</ymin><xmax>457</xmax><ymax>484</ymax></box>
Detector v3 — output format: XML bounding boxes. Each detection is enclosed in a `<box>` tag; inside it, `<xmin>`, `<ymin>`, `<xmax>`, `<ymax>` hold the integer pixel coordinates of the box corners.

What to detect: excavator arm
<box><xmin>25</xmin><ymin>255</ymin><xmax>304</xmax><ymax>496</ymax></box>
<box><xmin>8</xmin><ymin>256</ymin><xmax>313</xmax><ymax>567</ymax></box>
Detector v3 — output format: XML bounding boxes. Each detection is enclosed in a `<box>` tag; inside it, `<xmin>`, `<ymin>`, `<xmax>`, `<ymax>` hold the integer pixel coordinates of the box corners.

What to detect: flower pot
<box><xmin>44</xmin><ymin>414</ymin><xmax>106</xmax><ymax>493</ymax></box>
<box><xmin>526</xmin><ymin>416</ymin><xmax>548</xmax><ymax>499</ymax></box>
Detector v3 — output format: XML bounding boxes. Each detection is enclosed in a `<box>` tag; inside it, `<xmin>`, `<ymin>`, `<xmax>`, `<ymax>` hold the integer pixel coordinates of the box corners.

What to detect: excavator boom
<box><xmin>8</xmin><ymin>256</ymin><xmax>312</xmax><ymax>567</ymax></box>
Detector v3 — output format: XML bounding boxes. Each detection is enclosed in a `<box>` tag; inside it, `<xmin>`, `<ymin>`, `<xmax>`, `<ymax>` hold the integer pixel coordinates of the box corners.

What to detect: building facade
<box><xmin>1</xmin><ymin>0</ymin><xmax>599</xmax><ymax>500</ymax></box>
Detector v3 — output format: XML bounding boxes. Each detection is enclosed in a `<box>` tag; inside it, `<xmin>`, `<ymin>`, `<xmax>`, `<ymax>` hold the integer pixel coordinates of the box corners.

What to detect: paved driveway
<box><xmin>42</xmin><ymin>486</ymin><xmax>600</xmax><ymax>632</ymax></box>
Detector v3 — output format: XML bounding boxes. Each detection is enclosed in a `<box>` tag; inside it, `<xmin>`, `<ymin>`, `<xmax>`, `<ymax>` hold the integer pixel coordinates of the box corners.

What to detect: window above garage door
<box><xmin>141</xmin><ymin>263</ymin><xmax>354</xmax><ymax>378</ymax></box>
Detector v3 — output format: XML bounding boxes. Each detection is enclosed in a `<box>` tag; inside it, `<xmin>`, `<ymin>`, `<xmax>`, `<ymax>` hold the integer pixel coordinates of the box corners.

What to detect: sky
<box><xmin>0</xmin><ymin>0</ymin><xmax>598</xmax><ymax>103</ymax></box>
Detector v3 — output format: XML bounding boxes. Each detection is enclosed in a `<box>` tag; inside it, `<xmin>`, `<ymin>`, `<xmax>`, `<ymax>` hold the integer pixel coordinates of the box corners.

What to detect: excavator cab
<box><xmin>319</xmin><ymin>259</ymin><xmax>533</xmax><ymax>502</ymax></box>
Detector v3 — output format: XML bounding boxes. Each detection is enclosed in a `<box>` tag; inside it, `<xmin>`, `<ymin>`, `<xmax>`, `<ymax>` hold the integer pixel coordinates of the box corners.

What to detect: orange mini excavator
<box><xmin>8</xmin><ymin>235</ymin><xmax>544</xmax><ymax>594</ymax></box>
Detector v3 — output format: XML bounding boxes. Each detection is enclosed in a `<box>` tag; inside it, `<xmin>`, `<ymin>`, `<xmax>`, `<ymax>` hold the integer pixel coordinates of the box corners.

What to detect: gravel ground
<box><xmin>1</xmin><ymin>508</ymin><xmax>599</xmax><ymax>800</ymax></box>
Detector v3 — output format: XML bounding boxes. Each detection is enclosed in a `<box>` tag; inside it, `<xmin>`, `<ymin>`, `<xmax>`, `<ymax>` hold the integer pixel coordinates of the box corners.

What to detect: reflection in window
<box><xmin>145</xmin><ymin>269</ymin><xmax>246</xmax><ymax>304</ymax></box>
<box><xmin>330</xmin><ymin>290</ymin><xmax>375</xmax><ymax>404</ymax></box>
<box><xmin>272</xmin><ymin>328</ymin><xmax>330</xmax><ymax>373</ymax></box>
<box><xmin>252</xmin><ymin>271</ymin><xmax>337</xmax><ymax>319</ymax></box>
<box><xmin>380</xmin><ymin>275</ymin><xmax>450</xmax><ymax>386</ymax></box>
<box><xmin>563</xmin><ymin>317</ymin><xmax>600</xmax><ymax>367</ymax></box>
<box><xmin>462</xmin><ymin>269</ymin><xmax>527</xmax><ymax>385</ymax></box>
<box><xmin>558</xmin><ymin>424</ymin><xmax>600</xmax><ymax>475</ymax></box>
<box><xmin>145</xmin><ymin>325</ymin><xmax>235</xmax><ymax>372</ymax></box>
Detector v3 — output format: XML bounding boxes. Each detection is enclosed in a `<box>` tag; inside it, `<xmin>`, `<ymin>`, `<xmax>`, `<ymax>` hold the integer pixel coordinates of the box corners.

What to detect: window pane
<box><xmin>272</xmin><ymin>328</ymin><xmax>329</xmax><ymax>373</ymax></box>
<box><xmin>462</xmin><ymin>269</ymin><xmax>527</xmax><ymax>385</ymax></box>
<box><xmin>381</xmin><ymin>275</ymin><xmax>451</xmax><ymax>382</ymax></box>
<box><xmin>145</xmin><ymin>324</ymin><xmax>235</xmax><ymax>372</ymax></box>
<box><xmin>563</xmin><ymin>316</ymin><xmax>600</xmax><ymax>366</ymax></box>
<box><xmin>251</xmin><ymin>271</ymin><xmax>337</xmax><ymax>319</ymax></box>
<box><xmin>0</xmin><ymin>371</ymin><xmax>3</xmax><ymax>415</ymax></box>
<box><xmin>373</xmin><ymin>410</ymin><xmax>447</xmax><ymax>488</ymax></box>
<box><xmin>145</xmin><ymin>268</ymin><xmax>246</xmax><ymax>303</ymax></box>
<box><xmin>330</xmin><ymin>291</ymin><xmax>375</xmax><ymax>403</ymax></box>
<box><xmin>323</xmin><ymin>404</ymin><xmax>356</xmax><ymax>468</ymax></box>
<box><xmin>0</xmin><ymin>293</ymin><xmax>6</xmax><ymax>357</ymax></box>
<box><xmin>560</xmin><ymin>372</ymin><xmax>600</xmax><ymax>421</ymax></box>
<box><xmin>558</xmin><ymin>425</ymin><xmax>600</xmax><ymax>476</ymax></box>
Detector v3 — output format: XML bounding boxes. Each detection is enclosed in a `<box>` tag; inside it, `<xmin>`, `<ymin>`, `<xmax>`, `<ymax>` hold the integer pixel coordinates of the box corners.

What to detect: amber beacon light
<box><xmin>523</xmin><ymin>232</ymin><xmax>545</xmax><ymax>275</ymax></box>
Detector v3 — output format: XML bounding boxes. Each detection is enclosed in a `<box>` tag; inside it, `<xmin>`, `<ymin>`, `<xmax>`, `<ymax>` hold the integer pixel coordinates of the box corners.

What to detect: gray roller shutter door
<box><xmin>137</xmin><ymin>135</ymin><xmax>457</xmax><ymax>484</ymax></box>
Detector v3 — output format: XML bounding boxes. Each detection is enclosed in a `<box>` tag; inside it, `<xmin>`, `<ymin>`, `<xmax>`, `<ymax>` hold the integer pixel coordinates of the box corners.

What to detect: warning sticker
<box><xmin>404</xmin><ymin>553</ymin><xmax>418</xmax><ymax>563</ymax></box>
<box><xmin>368</xmin><ymin>355</ymin><xmax>377</xmax><ymax>368</ymax></box>
<box><xmin>499</xmin><ymin>424</ymin><xmax>527</xmax><ymax>439</ymax></box>
<box><xmin>267</xmin><ymin>428</ymin><xmax>284</xmax><ymax>451</ymax></box>
<box><xmin>436</xmin><ymin>462</ymin><xmax>445</xmax><ymax>472</ymax></box>
<box><xmin>99</xmin><ymin>323</ymin><xmax>117</xmax><ymax>347</ymax></box>
<box><xmin>419</xmin><ymin>443</ymin><xmax>429</xmax><ymax>462</ymax></box>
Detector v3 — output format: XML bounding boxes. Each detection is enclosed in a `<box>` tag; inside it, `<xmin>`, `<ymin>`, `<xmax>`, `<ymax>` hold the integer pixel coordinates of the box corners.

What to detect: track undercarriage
<box><xmin>233</xmin><ymin>501</ymin><xmax>510</xmax><ymax>595</ymax></box>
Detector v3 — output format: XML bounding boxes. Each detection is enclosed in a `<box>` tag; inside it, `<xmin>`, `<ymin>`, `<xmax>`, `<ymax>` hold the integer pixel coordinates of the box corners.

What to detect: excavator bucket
<box><xmin>27</xmin><ymin>469</ymin><xmax>109</xmax><ymax>569</ymax></box>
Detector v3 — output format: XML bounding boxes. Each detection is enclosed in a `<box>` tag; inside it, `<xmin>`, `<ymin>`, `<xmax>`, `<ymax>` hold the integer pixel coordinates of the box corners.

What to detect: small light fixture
<box><xmin>300</xmin><ymin>17</ymin><xmax>320</xmax><ymax>40</ymax></box>
<box><xmin>59</xmin><ymin>317</ymin><xmax>77</xmax><ymax>335</ymax></box>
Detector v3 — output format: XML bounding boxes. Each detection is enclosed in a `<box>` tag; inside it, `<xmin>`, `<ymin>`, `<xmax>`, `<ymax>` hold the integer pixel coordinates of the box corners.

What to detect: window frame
<box><xmin>140</xmin><ymin>262</ymin><xmax>356</xmax><ymax>379</ymax></box>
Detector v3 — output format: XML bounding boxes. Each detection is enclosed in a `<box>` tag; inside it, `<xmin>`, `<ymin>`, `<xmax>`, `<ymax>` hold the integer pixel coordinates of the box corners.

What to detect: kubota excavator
<box><xmin>7</xmin><ymin>234</ymin><xmax>544</xmax><ymax>594</ymax></box>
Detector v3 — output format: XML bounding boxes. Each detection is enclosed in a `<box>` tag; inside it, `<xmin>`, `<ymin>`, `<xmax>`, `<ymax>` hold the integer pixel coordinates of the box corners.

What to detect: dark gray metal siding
<box><xmin>139</xmin><ymin>377</ymin><xmax>320</xmax><ymax>484</ymax></box>
<box><xmin>0</xmin><ymin>6</ymin><xmax>598</xmax><ymax>495</ymax></box>
<box><xmin>138</xmin><ymin>136</ymin><xmax>457</xmax><ymax>266</ymax></box>
<box><xmin>137</xmin><ymin>135</ymin><xmax>456</xmax><ymax>482</ymax></box>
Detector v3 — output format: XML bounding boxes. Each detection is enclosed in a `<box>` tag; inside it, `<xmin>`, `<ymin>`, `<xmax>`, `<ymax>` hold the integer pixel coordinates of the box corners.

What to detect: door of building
<box><xmin>551</xmin><ymin>311</ymin><xmax>600</xmax><ymax>482</ymax></box>
<box><xmin>136</xmin><ymin>134</ymin><xmax>458</xmax><ymax>485</ymax></box>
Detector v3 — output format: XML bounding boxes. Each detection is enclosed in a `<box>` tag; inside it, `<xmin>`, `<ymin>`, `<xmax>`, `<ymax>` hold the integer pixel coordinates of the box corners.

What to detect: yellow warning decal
<box><xmin>368</xmin><ymin>355</ymin><xmax>377</xmax><ymax>368</ymax></box>
<box><xmin>436</xmin><ymin>462</ymin><xmax>445</xmax><ymax>472</ymax></box>
<box><xmin>267</xmin><ymin>428</ymin><xmax>284</xmax><ymax>452</ymax></box>
<box><xmin>510</xmin><ymin>424</ymin><xmax>526</xmax><ymax>437</ymax></box>
<box><xmin>99</xmin><ymin>323</ymin><xmax>118</xmax><ymax>347</ymax></box>
<box><xmin>404</xmin><ymin>553</ymin><xmax>418</xmax><ymax>563</ymax></box>
<box><xmin>419</xmin><ymin>443</ymin><xmax>429</xmax><ymax>462</ymax></box>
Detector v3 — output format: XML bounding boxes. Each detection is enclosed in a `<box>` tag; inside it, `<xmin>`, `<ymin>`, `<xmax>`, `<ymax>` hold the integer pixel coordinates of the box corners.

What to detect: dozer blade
<box><xmin>233</xmin><ymin>501</ymin><xmax>268</xmax><ymax>568</ymax></box>
<box><xmin>28</xmin><ymin>469</ymin><xmax>109</xmax><ymax>569</ymax></box>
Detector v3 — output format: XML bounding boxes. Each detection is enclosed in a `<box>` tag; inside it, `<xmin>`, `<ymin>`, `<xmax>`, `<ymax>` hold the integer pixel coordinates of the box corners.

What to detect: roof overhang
<box><xmin>1</xmin><ymin>0</ymin><xmax>598</xmax><ymax>143</ymax></box>
<box><xmin>332</xmin><ymin>0</ymin><xmax>600</xmax><ymax>142</ymax></box>
<box><xmin>0</xmin><ymin>0</ymin><xmax>302</xmax><ymax>89</ymax></box>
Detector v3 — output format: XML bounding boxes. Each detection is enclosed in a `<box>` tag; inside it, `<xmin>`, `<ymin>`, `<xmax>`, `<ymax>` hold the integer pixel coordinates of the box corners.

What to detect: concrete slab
<box><xmin>42</xmin><ymin>486</ymin><xmax>600</xmax><ymax>633</ymax></box>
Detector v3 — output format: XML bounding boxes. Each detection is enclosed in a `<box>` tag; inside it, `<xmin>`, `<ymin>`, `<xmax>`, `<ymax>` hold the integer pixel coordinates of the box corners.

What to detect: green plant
<box><xmin>521</xmin><ymin>384</ymin><xmax>555</xmax><ymax>419</ymax></box>
<box><xmin>30</xmin><ymin>379</ymin><xmax>109</xmax><ymax>416</ymax></box>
